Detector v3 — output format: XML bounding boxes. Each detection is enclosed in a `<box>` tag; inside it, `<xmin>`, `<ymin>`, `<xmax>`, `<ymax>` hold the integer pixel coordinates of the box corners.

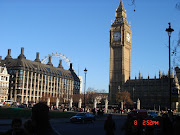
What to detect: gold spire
<box><xmin>117</xmin><ymin>0</ymin><xmax>125</xmax><ymax>12</ymax></box>
<box><xmin>115</xmin><ymin>0</ymin><xmax>127</xmax><ymax>19</ymax></box>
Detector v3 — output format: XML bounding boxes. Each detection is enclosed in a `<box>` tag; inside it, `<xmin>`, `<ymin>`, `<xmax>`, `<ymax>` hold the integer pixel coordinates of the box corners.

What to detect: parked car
<box><xmin>127</xmin><ymin>110</ymin><xmax>137</xmax><ymax>119</ymax></box>
<box><xmin>18</xmin><ymin>104</ymin><xmax>27</xmax><ymax>108</ymax></box>
<box><xmin>127</xmin><ymin>109</ymin><xmax>148</xmax><ymax>119</ymax></box>
<box><xmin>3</xmin><ymin>100</ymin><xmax>14</xmax><ymax>105</ymax></box>
<box><xmin>147</xmin><ymin>111</ymin><xmax>158</xmax><ymax>118</ymax></box>
<box><xmin>70</xmin><ymin>112</ymin><xmax>96</xmax><ymax>123</ymax></box>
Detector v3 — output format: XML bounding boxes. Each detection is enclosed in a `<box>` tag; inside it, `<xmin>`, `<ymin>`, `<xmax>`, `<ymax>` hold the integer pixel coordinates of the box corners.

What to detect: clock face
<box><xmin>113</xmin><ymin>32</ymin><xmax>121</xmax><ymax>41</ymax></box>
<box><xmin>126</xmin><ymin>32</ymin><xmax>131</xmax><ymax>42</ymax></box>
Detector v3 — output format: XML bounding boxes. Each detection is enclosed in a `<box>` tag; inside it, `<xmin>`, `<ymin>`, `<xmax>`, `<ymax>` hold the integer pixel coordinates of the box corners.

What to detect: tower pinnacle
<box><xmin>113</xmin><ymin>0</ymin><xmax>127</xmax><ymax>25</ymax></box>
<box><xmin>117</xmin><ymin>0</ymin><xmax>125</xmax><ymax>12</ymax></box>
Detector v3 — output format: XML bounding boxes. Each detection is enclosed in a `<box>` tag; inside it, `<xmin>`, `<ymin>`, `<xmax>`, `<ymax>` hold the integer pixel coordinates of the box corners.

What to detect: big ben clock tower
<box><xmin>109</xmin><ymin>0</ymin><xmax>132</xmax><ymax>104</ymax></box>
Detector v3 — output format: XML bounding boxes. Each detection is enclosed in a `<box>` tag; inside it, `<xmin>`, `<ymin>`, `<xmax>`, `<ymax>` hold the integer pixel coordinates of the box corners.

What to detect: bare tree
<box><xmin>116</xmin><ymin>91</ymin><xmax>133</xmax><ymax>105</ymax></box>
<box><xmin>73</xmin><ymin>94</ymin><xmax>84</xmax><ymax>103</ymax></box>
<box><xmin>172</xmin><ymin>31</ymin><xmax>180</xmax><ymax>68</ymax></box>
<box><xmin>39</xmin><ymin>94</ymin><xmax>57</xmax><ymax>105</ymax></box>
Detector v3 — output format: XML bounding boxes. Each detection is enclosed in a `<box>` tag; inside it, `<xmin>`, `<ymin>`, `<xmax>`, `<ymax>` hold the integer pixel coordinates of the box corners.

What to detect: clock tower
<box><xmin>109</xmin><ymin>0</ymin><xmax>132</xmax><ymax>104</ymax></box>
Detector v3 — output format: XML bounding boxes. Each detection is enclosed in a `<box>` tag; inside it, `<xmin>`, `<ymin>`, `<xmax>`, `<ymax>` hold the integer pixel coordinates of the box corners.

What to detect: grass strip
<box><xmin>0</xmin><ymin>107</ymin><xmax>76</xmax><ymax>119</ymax></box>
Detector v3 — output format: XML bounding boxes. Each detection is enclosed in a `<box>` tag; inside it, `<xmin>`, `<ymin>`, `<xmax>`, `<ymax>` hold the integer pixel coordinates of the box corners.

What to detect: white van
<box><xmin>3</xmin><ymin>100</ymin><xmax>14</xmax><ymax>105</ymax></box>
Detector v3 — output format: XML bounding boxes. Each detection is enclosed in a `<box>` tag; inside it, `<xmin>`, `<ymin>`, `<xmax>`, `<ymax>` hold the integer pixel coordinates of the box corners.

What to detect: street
<box><xmin>0</xmin><ymin>115</ymin><xmax>127</xmax><ymax>135</ymax></box>
<box><xmin>52</xmin><ymin>118</ymin><xmax>126</xmax><ymax>135</ymax></box>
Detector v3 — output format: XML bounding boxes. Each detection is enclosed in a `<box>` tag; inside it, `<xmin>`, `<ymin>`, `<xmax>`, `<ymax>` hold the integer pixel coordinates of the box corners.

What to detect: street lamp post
<box><xmin>84</xmin><ymin>68</ymin><xmax>87</xmax><ymax>112</ymax></box>
<box><xmin>166</xmin><ymin>22</ymin><xmax>174</xmax><ymax>111</ymax></box>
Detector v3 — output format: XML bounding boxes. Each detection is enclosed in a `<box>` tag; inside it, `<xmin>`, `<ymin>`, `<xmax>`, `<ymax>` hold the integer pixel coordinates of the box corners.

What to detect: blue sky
<box><xmin>0</xmin><ymin>0</ymin><xmax>180</xmax><ymax>92</ymax></box>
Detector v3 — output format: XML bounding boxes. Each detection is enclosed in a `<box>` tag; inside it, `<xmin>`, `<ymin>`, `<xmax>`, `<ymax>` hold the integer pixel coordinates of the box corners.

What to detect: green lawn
<box><xmin>0</xmin><ymin>107</ymin><xmax>76</xmax><ymax>119</ymax></box>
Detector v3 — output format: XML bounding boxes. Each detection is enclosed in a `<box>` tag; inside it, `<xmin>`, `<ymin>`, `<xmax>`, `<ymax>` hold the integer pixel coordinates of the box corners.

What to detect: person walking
<box><xmin>104</xmin><ymin>114</ymin><xmax>115</xmax><ymax>135</ymax></box>
<box><xmin>30</xmin><ymin>102</ymin><xmax>61</xmax><ymax>135</ymax></box>
<box><xmin>6</xmin><ymin>118</ymin><xmax>25</xmax><ymax>135</ymax></box>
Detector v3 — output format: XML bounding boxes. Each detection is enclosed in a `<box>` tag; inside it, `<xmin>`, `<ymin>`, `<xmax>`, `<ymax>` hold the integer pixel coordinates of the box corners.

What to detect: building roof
<box><xmin>0</xmin><ymin>48</ymin><xmax>80</xmax><ymax>81</ymax></box>
<box><xmin>124</xmin><ymin>76</ymin><xmax>170</xmax><ymax>86</ymax></box>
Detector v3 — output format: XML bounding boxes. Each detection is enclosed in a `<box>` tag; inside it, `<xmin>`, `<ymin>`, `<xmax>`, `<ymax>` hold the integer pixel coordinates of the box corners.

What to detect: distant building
<box><xmin>94</xmin><ymin>93</ymin><xmax>108</xmax><ymax>104</ymax></box>
<box><xmin>123</xmin><ymin>72</ymin><xmax>176</xmax><ymax>110</ymax></box>
<box><xmin>0</xmin><ymin>66</ymin><xmax>10</xmax><ymax>102</ymax></box>
<box><xmin>0</xmin><ymin>48</ymin><xmax>80</xmax><ymax>104</ymax></box>
<box><xmin>109</xmin><ymin>0</ymin><xmax>179</xmax><ymax>110</ymax></box>
<box><xmin>86</xmin><ymin>91</ymin><xmax>108</xmax><ymax>104</ymax></box>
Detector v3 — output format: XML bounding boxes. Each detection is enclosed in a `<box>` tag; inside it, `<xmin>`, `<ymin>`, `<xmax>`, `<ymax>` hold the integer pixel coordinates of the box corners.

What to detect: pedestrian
<box><xmin>173</xmin><ymin>115</ymin><xmax>180</xmax><ymax>135</ymax></box>
<box><xmin>31</xmin><ymin>102</ymin><xmax>61</xmax><ymax>135</ymax></box>
<box><xmin>6</xmin><ymin>118</ymin><xmax>25</xmax><ymax>135</ymax></box>
<box><xmin>24</xmin><ymin>119</ymin><xmax>35</xmax><ymax>135</ymax></box>
<box><xmin>104</xmin><ymin>114</ymin><xmax>115</xmax><ymax>135</ymax></box>
<box><xmin>92</xmin><ymin>108</ymin><xmax>96</xmax><ymax>115</ymax></box>
<box><xmin>161</xmin><ymin>113</ymin><xmax>173</xmax><ymax>135</ymax></box>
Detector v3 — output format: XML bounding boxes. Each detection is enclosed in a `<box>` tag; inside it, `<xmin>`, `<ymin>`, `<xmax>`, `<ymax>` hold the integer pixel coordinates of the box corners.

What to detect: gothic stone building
<box><xmin>0</xmin><ymin>48</ymin><xmax>80</xmax><ymax>104</ymax></box>
<box><xmin>109</xmin><ymin>0</ymin><xmax>179</xmax><ymax>110</ymax></box>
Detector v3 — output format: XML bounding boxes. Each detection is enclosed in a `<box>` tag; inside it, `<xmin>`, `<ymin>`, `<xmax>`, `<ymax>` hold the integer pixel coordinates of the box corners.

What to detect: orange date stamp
<box><xmin>134</xmin><ymin>120</ymin><xmax>159</xmax><ymax>126</ymax></box>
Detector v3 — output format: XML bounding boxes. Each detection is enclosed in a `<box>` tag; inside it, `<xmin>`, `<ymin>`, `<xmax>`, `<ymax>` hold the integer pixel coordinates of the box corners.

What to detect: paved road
<box><xmin>0</xmin><ymin>114</ymin><xmax>127</xmax><ymax>135</ymax></box>
<box><xmin>52</xmin><ymin>116</ymin><xmax>126</xmax><ymax>135</ymax></box>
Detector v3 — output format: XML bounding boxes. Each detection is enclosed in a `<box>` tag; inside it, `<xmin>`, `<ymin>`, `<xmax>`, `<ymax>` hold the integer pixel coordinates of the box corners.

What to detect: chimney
<box><xmin>70</xmin><ymin>63</ymin><xmax>73</xmax><ymax>70</ymax></box>
<box><xmin>5</xmin><ymin>49</ymin><xmax>12</xmax><ymax>59</ymax></box>
<box><xmin>8</xmin><ymin>49</ymin><xmax>11</xmax><ymax>56</ymax></box>
<box><xmin>21</xmin><ymin>47</ymin><xmax>24</xmax><ymax>54</ymax></box>
<box><xmin>139</xmin><ymin>72</ymin><xmax>141</xmax><ymax>79</ymax></box>
<box><xmin>58</xmin><ymin>60</ymin><xmax>63</xmax><ymax>68</ymax></box>
<box><xmin>47</xmin><ymin>56</ymin><xmax>53</xmax><ymax>66</ymax></box>
<box><xmin>49</xmin><ymin>56</ymin><xmax>51</xmax><ymax>63</ymax></box>
<box><xmin>0</xmin><ymin>56</ymin><xmax>2</xmax><ymax>60</ymax></box>
<box><xmin>18</xmin><ymin>47</ymin><xmax>26</xmax><ymax>59</ymax></box>
<box><xmin>34</xmin><ymin>52</ymin><xmax>41</xmax><ymax>63</ymax></box>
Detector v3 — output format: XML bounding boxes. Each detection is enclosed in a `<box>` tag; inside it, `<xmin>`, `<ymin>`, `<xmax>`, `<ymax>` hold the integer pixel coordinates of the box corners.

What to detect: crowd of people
<box><xmin>103</xmin><ymin>112</ymin><xmax>180</xmax><ymax>135</ymax></box>
<box><xmin>2</xmin><ymin>103</ymin><xmax>61</xmax><ymax>135</ymax></box>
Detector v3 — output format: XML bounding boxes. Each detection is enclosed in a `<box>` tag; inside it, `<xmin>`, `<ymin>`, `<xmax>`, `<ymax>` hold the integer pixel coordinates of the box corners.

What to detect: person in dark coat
<box><xmin>161</xmin><ymin>113</ymin><xmax>173</xmax><ymax>135</ymax></box>
<box><xmin>173</xmin><ymin>116</ymin><xmax>180</xmax><ymax>135</ymax></box>
<box><xmin>104</xmin><ymin>114</ymin><xmax>115</xmax><ymax>135</ymax></box>
<box><xmin>24</xmin><ymin>119</ymin><xmax>35</xmax><ymax>135</ymax></box>
<box><xmin>31</xmin><ymin>102</ymin><xmax>60</xmax><ymax>135</ymax></box>
<box><xmin>6</xmin><ymin>118</ymin><xmax>26</xmax><ymax>135</ymax></box>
